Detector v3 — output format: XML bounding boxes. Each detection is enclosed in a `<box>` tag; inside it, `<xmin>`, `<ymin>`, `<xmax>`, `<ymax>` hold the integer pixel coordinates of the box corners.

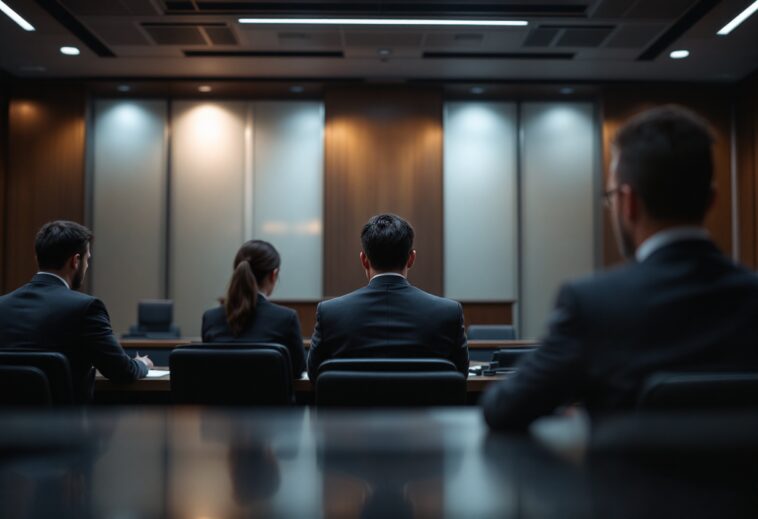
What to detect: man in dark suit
<box><xmin>483</xmin><ymin>105</ymin><xmax>758</xmax><ymax>430</ymax></box>
<box><xmin>307</xmin><ymin>214</ymin><xmax>469</xmax><ymax>379</ymax></box>
<box><xmin>0</xmin><ymin>221</ymin><xmax>152</xmax><ymax>403</ymax></box>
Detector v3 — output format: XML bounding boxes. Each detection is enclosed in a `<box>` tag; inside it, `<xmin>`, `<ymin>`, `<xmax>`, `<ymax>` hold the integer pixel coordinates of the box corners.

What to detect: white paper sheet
<box><xmin>146</xmin><ymin>370</ymin><xmax>170</xmax><ymax>378</ymax></box>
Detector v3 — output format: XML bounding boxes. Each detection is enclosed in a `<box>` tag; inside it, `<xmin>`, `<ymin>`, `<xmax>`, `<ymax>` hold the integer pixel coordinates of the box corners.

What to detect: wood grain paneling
<box><xmin>600</xmin><ymin>85</ymin><xmax>734</xmax><ymax>266</ymax></box>
<box><xmin>736</xmin><ymin>72</ymin><xmax>758</xmax><ymax>269</ymax></box>
<box><xmin>0</xmin><ymin>74</ymin><xmax>9</xmax><ymax>293</ymax></box>
<box><xmin>4</xmin><ymin>82</ymin><xmax>87</xmax><ymax>291</ymax></box>
<box><xmin>324</xmin><ymin>87</ymin><xmax>444</xmax><ymax>296</ymax></box>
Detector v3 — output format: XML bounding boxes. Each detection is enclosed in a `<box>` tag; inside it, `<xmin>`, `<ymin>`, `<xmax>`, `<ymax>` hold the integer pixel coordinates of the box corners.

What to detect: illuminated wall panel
<box><xmin>251</xmin><ymin>102</ymin><xmax>324</xmax><ymax>300</ymax></box>
<box><xmin>91</xmin><ymin>100</ymin><xmax>167</xmax><ymax>334</ymax></box>
<box><xmin>170</xmin><ymin>101</ymin><xmax>248</xmax><ymax>336</ymax></box>
<box><xmin>521</xmin><ymin>102</ymin><xmax>596</xmax><ymax>339</ymax></box>
<box><xmin>443</xmin><ymin>102</ymin><xmax>518</xmax><ymax>302</ymax></box>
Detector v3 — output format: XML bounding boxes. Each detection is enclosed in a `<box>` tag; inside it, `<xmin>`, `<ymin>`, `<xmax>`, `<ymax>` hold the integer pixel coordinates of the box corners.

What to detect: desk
<box><xmin>120</xmin><ymin>338</ymin><xmax>538</xmax><ymax>364</ymax></box>
<box><xmin>95</xmin><ymin>362</ymin><xmax>504</xmax><ymax>396</ymax></box>
<box><xmin>1</xmin><ymin>408</ymin><xmax>756</xmax><ymax>518</ymax></box>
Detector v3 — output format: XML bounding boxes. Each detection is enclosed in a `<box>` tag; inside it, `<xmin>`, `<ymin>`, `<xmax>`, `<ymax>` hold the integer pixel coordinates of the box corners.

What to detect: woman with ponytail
<box><xmin>201</xmin><ymin>240</ymin><xmax>305</xmax><ymax>377</ymax></box>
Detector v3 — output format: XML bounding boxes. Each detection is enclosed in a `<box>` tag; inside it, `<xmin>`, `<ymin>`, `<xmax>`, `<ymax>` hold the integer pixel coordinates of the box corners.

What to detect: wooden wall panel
<box><xmin>324</xmin><ymin>87</ymin><xmax>444</xmax><ymax>296</ymax></box>
<box><xmin>4</xmin><ymin>82</ymin><xmax>86</xmax><ymax>291</ymax></box>
<box><xmin>736</xmin><ymin>72</ymin><xmax>758</xmax><ymax>269</ymax></box>
<box><xmin>0</xmin><ymin>74</ymin><xmax>8</xmax><ymax>293</ymax></box>
<box><xmin>600</xmin><ymin>85</ymin><xmax>734</xmax><ymax>266</ymax></box>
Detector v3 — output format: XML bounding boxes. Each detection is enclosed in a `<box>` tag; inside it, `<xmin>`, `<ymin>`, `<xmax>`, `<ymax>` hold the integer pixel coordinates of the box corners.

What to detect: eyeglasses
<box><xmin>602</xmin><ymin>187</ymin><xmax>620</xmax><ymax>208</ymax></box>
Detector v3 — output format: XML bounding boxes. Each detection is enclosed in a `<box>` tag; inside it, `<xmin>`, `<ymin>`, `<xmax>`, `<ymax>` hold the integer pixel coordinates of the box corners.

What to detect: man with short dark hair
<box><xmin>307</xmin><ymin>214</ymin><xmax>468</xmax><ymax>379</ymax></box>
<box><xmin>0</xmin><ymin>220</ymin><xmax>152</xmax><ymax>403</ymax></box>
<box><xmin>483</xmin><ymin>105</ymin><xmax>758</xmax><ymax>430</ymax></box>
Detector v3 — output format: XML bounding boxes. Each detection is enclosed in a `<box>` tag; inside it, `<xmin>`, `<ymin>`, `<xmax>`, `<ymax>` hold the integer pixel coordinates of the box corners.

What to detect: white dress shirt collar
<box><xmin>36</xmin><ymin>271</ymin><xmax>70</xmax><ymax>289</ymax></box>
<box><xmin>370</xmin><ymin>272</ymin><xmax>407</xmax><ymax>281</ymax></box>
<box><xmin>635</xmin><ymin>226</ymin><xmax>710</xmax><ymax>262</ymax></box>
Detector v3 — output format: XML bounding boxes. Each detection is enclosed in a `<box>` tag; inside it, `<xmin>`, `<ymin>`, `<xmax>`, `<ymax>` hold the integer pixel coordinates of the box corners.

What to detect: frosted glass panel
<box><xmin>170</xmin><ymin>101</ymin><xmax>248</xmax><ymax>336</ymax></box>
<box><xmin>521</xmin><ymin>102</ymin><xmax>596</xmax><ymax>339</ymax></box>
<box><xmin>443</xmin><ymin>102</ymin><xmax>518</xmax><ymax>301</ymax></box>
<box><xmin>252</xmin><ymin>102</ymin><xmax>324</xmax><ymax>300</ymax></box>
<box><xmin>91</xmin><ymin>100</ymin><xmax>167</xmax><ymax>335</ymax></box>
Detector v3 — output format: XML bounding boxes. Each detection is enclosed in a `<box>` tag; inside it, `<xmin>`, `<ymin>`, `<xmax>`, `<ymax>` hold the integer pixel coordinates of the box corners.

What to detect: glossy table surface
<box><xmin>1</xmin><ymin>408</ymin><xmax>758</xmax><ymax>519</ymax></box>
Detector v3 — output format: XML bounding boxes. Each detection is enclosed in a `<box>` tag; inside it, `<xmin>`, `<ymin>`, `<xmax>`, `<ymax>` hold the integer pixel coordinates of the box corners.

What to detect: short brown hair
<box><xmin>613</xmin><ymin>105</ymin><xmax>714</xmax><ymax>223</ymax></box>
<box><xmin>34</xmin><ymin>220</ymin><xmax>92</xmax><ymax>270</ymax></box>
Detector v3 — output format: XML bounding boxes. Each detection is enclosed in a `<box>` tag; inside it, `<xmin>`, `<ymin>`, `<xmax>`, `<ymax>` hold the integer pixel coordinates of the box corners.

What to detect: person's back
<box><xmin>0</xmin><ymin>221</ymin><xmax>151</xmax><ymax>403</ymax></box>
<box><xmin>307</xmin><ymin>214</ymin><xmax>468</xmax><ymax>379</ymax></box>
<box><xmin>202</xmin><ymin>240</ymin><xmax>305</xmax><ymax>377</ymax></box>
<box><xmin>482</xmin><ymin>106</ymin><xmax>758</xmax><ymax>430</ymax></box>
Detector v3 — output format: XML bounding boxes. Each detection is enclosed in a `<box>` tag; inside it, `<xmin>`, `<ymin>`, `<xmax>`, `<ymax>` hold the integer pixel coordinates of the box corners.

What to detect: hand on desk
<box><xmin>135</xmin><ymin>352</ymin><xmax>154</xmax><ymax>370</ymax></box>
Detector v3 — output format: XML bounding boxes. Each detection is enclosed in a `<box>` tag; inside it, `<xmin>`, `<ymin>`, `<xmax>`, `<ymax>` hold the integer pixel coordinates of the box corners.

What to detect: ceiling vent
<box><xmin>344</xmin><ymin>32</ymin><xmax>424</xmax><ymax>48</ymax></box>
<box><xmin>554</xmin><ymin>26</ymin><xmax>614</xmax><ymax>47</ymax></box>
<box><xmin>523</xmin><ymin>27</ymin><xmax>560</xmax><ymax>47</ymax></box>
<box><xmin>60</xmin><ymin>0</ymin><xmax>160</xmax><ymax>16</ymax></box>
<box><xmin>604</xmin><ymin>24</ymin><xmax>665</xmax><ymax>48</ymax></box>
<box><xmin>424</xmin><ymin>51</ymin><xmax>573</xmax><ymax>60</ymax></box>
<box><xmin>142</xmin><ymin>23</ymin><xmax>237</xmax><ymax>46</ymax></box>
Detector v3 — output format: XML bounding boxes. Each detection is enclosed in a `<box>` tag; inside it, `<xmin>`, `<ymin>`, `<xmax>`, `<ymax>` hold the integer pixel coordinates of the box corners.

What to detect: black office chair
<box><xmin>315</xmin><ymin>358</ymin><xmax>466</xmax><ymax>407</ymax></box>
<box><xmin>491</xmin><ymin>347</ymin><xmax>537</xmax><ymax>368</ymax></box>
<box><xmin>0</xmin><ymin>351</ymin><xmax>74</xmax><ymax>405</ymax></box>
<box><xmin>467</xmin><ymin>324</ymin><xmax>517</xmax><ymax>341</ymax></box>
<box><xmin>169</xmin><ymin>343</ymin><xmax>293</xmax><ymax>405</ymax></box>
<box><xmin>0</xmin><ymin>365</ymin><xmax>53</xmax><ymax>406</ymax></box>
<box><xmin>637</xmin><ymin>372</ymin><xmax>758</xmax><ymax>410</ymax></box>
<box><xmin>124</xmin><ymin>299</ymin><xmax>181</xmax><ymax>339</ymax></box>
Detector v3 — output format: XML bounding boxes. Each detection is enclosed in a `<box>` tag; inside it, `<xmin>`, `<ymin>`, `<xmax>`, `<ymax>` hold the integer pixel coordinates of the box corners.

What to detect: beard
<box><xmin>71</xmin><ymin>262</ymin><xmax>86</xmax><ymax>290</ymax></box>
<box><xmin>613</xmin><ymin>210</ymin><xmax>636</xmax><ymax>260</ymax></box>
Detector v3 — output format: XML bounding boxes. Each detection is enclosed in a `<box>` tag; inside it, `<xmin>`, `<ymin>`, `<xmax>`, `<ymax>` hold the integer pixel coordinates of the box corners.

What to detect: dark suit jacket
<box><xmin>201</xmin><ymin>294</ymin><xmax>306</xmax><ymax>377</ymax></box>
<box><xmin>0</xmin><ymin>274</ymin><xmax>148</xmax><ymax>403</ymax></box>
<box><xmin>307</xmin><ymin>275</ymin><xmax>469</xmax><ymax>379</ymax></box>
<box><xmin>482</xmin><ymin>239</ymin><xmax>758</xmax><ymax>430</ymax></box>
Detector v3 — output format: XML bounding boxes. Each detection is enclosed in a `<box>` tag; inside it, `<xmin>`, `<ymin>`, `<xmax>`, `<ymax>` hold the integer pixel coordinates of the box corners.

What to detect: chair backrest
<box><xmin>315</xmin><ymin>358</ymin><xmax>466</xmax><ymax>407</ymax></box>
<box><xmin>124</xmin><ymin>299</ymin><xmax>181</xmax><ymax>338</ymax></box>
<box><xmin>0</xmin><ymin>351</ymin><xmax>74</xmax><ymax>405</ymax></box>
<box><xmin>169</xmin><ymin>343</ymin><xmax>292</xmax><ymax>405</ymax></box>
<box><xmin>0</xmin><ymin>365</ymin><xmax>52</xmax><ymax>406</ymax></box>
<box><xmin>467</xmin><ymin>324</ymin><xmax>516</xmax><ymax>341</ymax></box>
<box><xmin>492</xmin><ymin>347</ymin><xmax>536</xmax><ymax>368</ymax></box>
<box><xmin>638</xmin><ymin>372</ymin><xmax>758</xmax><ymax>410</ymax></box>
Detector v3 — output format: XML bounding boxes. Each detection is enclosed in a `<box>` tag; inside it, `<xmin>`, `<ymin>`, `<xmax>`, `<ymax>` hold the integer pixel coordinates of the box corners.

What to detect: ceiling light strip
<box><xmin>717</xmin><ymin>0</ymin><xmax>758</xmax><ymax>35</ymax></box>
<box><xmin>0</xmin><ymin>0</ymin><xmax>35</xmax><ymax>31</ymax></box>
<box><xmin>238</xmin><ymin>18</ymin><xmax>527</xmax><ymax>27</ymax></box>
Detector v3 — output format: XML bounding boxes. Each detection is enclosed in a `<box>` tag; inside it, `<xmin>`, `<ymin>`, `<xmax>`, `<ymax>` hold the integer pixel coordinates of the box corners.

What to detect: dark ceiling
<box><xmin>0</xmin><ymin>0</ymin><xmax>756</xmax><ymax>82</ymax></box>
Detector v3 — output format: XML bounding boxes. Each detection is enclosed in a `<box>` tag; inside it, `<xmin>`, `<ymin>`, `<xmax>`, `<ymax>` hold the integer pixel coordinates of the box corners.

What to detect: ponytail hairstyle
<box><xmin>225</xmin><ymin>240</ymin><xmax>281</xmax><ymax>336</ymax></box>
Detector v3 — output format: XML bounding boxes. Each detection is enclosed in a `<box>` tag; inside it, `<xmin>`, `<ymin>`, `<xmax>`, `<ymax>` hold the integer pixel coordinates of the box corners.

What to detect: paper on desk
<box><xmin>146</xmin><ymin>370</ymin><xmax>170</xmax><ymax>378</ymax></box>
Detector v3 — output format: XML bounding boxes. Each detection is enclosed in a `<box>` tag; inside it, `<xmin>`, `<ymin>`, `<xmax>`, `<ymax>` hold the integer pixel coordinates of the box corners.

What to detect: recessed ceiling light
<box><xmin>238</xmin><ymin>18</ymin><xmax>528</xmax><ymax>27</ymax></box>
<box><xmin>60</xmin><ymin>46</ymin><xmax>80</xmax><ymax>56</ymax></box>
<box><xmin>289</xmin><ymin>85</ymin><xmax>305</xmax><ymax>93</ymax></box>
<box><xmin>559</xmin><ymin>87</ymin><xmax>575</xmax><ymax>95</ymax></box>
<box><xmin>0</xmin><ymin>0</ymin><xmax>35</xmax><ymax>31</ymax></box>
<box><xmin>198</xmin><ymin>85</ymin><xmax>212</xmax><ymax>93</ymax></box>
<box><xmin>470</xmin><ymin>87</ymin><xmax>485</xmax><ymax>95</ymax></box>
<box><xmin>717</xmin><ymin>0</ymin><xmax>758</xmax><ymax>35</ymax></box>
<box><xmin>669</xmin><ymin>49</ymin><xmax>689</xmax><ymax>59</ymax></box>
<box><xmin>117</xmin><ymin>85</ymin><xmax>131</xmax><ymax>92</ymax></box>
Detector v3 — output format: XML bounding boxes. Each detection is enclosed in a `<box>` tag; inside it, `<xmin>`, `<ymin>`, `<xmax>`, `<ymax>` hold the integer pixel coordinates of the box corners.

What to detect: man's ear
<box><xmin>406</xmin><ymin>250</ymin><xmax>417</xmax><ymax>270</ymax></box>
<box><xmin>619</xmin><ymin>184</ymin><xmax>638</xmax><ymax>223</ymax></box>
<box><xmin>360</xmin><ymin>251</ymin><xmax>371</xmax><ymax>271</ymax></box>
<box><xmin>69</xmin><ymin>253</ymin><xmax>81</xmax><ymax>272</ymax></box>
